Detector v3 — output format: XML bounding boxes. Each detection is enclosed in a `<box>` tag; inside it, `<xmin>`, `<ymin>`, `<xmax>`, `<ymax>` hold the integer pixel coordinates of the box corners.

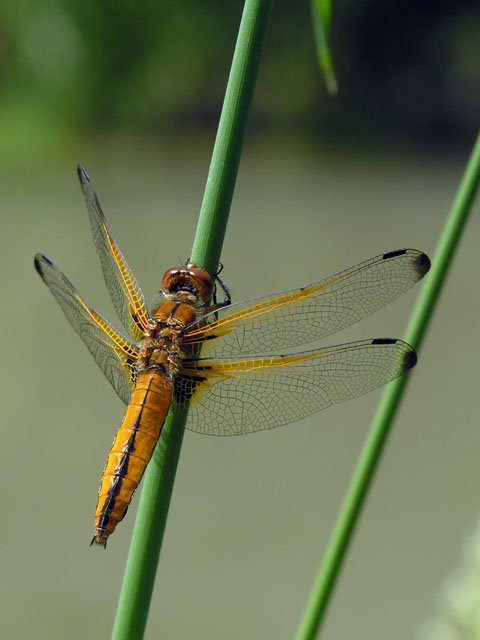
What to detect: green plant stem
<box><xmin>111</xmin><ymin>2</ymin><xmax>272</xmax><ymax>639</ymax></box>
<box><xmin>294</xmin><ymin>131</ymin><xmax>480</xmax><ymax>640</ymax></box>
<box><xmin>191</xmin><ymin>1</ymin><xmax>273</xmax><ymax>273</ymax></box>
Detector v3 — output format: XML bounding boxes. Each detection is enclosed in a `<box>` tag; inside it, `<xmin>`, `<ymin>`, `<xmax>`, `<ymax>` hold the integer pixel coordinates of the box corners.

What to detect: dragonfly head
<box><xmin>162</xmin><ymin>263</ymin><xmax>213</xmax><ymax>306</ymax></box>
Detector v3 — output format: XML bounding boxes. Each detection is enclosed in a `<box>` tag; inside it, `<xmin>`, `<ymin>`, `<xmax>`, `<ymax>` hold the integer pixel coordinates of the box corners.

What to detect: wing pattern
<box><xmin>184</xmin><ymin>249</ymin><xmax>430</xmax><ymax>357</ymax></box>
<box><xmin>35</xmin><ymin>254</ymin><xmax>138</xmax><ymax>405</ymax></box>
<box><xmin>77</xmin><ymin>165</ymin><xmax>149</xmax><ymax>342</ymax></box>
<box><xmin>36</xmin><ymin>169</ymin><xmax>430</xmax><ymax>440</ymax></box>
<box><xmin>176</xmin><ymin>338</ymin><xmax>415</xmax><ymax>435</ymax></box>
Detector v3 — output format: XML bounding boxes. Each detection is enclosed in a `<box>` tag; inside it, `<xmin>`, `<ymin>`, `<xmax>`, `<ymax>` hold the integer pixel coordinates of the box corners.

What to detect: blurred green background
<box><xmin>2</xmin><ymin>2</ymin><xmax>480</xmax><ymax>639</ymax></box>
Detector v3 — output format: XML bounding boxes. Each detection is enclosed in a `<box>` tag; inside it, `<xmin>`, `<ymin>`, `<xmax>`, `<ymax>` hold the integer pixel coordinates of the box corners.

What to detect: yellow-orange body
<box><xmin>93</xmin><ymin>300</ymin><xmax>198</xmax><ymax>545</ymax></box>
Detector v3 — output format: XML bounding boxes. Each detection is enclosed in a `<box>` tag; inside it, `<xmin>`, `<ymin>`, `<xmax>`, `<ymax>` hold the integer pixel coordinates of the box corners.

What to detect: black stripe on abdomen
<box><xmin>98</xmin><ymin>379</ymin><xmax>153</xmax><ymax>533</ymax></box>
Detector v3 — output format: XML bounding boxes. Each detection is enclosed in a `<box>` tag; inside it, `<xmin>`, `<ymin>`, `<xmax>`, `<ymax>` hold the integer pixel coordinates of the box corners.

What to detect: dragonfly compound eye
<box><xmin>162</xmin><ymin>265</ymin><xmax>213</xmax><ymax>303</ymax></box>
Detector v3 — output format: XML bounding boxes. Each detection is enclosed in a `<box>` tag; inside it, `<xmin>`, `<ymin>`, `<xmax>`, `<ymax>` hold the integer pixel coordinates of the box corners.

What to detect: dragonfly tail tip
<box><xmin>89</xmin><ymin>535</ymin><xmax>108</xmax><ymax>549</ymax></box>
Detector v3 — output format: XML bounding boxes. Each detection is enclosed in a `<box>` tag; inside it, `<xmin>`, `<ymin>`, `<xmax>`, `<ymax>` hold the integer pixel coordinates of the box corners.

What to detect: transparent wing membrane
<box><xmin>37</xmin><ymin>182</ymin><xmax>429</xmax><ymax>442</ymax></box>
<box><xmin>77</xmin><ymin>166</ymin><xmax>149</xmax><ymax>341</ymax></box>
<box><xmin>177</xmin><ymin>338</ymin><xmax>416</xmax><ymax>436</ymax></box>
<box><xmin>184</xmin><ymin>249</ymin><xmax>430</xmax><ymax>356</ymax></box>
<box><xmin>34</xmin><ymin>254</ymin><xmax>138</xmax><ymax>405</ymax></box>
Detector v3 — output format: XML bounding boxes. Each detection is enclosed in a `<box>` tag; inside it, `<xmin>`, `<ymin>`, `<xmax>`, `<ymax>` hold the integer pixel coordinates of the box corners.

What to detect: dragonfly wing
<box><xmin>77</xmin><ymin>166</ymin><xmax>149</xmax><ymax>341</ymax></box>
<box><xmin>35</xmin><ymin>254</ymin><xmax>138</xmax><ymax>405</ymax></box>
<box><xmin>184</xmin><ymin>249</ymin><xmax>430</xmax><ymax>356</ymax></box>
<box><xmin>177</xmin><ymin>338</ymin><xmax>416</xmax><ymax>435</ymax></box>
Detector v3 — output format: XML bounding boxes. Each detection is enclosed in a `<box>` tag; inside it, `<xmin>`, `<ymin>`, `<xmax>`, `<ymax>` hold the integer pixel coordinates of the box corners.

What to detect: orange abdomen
<box><xmin>92</xmin><ymin>371</ymin><xmax>173</xmax><ymax>546</ymax></box>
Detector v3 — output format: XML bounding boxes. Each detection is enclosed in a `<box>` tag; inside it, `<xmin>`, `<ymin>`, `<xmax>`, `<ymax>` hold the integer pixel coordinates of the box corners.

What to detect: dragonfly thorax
<box><xmin>138</xmin><ymin>300</ymin><xmax>198</xmax><ymax>377</ymax></box>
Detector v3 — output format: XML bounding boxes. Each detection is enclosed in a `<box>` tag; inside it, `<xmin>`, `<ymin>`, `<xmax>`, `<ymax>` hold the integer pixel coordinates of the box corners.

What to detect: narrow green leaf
<box><xmin>294</xmin><ymin>131</ymin><xmax>480</xmax><ymax>640</ymax></box>
<box><xmin>311</xmin><ymin>0</ymin><xmax>338</xmax><ymax>95</ymax></box>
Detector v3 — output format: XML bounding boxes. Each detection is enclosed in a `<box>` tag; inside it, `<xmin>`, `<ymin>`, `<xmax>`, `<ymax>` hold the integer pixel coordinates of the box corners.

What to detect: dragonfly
<box><xmin>34</xmin><ymin>166</ymin><xmax>430</xmax><ymax>547</ymax></box>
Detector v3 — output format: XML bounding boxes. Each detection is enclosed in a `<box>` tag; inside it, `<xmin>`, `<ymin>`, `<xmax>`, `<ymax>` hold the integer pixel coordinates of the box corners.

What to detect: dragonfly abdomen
<box><xmin>92</xmin><ymin>371</ymin><xmax>173</xmax><ymax>546</ymax></box>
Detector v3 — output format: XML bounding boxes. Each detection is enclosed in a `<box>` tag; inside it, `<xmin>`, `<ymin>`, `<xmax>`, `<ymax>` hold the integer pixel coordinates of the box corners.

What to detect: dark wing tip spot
<box><xmin>77</xmin><ymin>164</ymin><xmax>89</xmax><ymax>184</ymax></box>
<box><xmin>383</xmin><ymin>249</ymin><xmax>407</xmax><ymax>260</ymax></box>
<box><xmin>34</xmin><ymin>253</ymin><xmax>51</xmax><ymax>276</ymax></box>
<box><xmin>414</xmin><ymin>252</ymin><xmax>431</xmax><ymax>278</ymax></box>
<box><xmin>382</xmin><ymin>248</ymin><xmax>430</xmax><ymax>279</ymax></box>
<box><xmin>401</xmin><ymin>347</ymin><xmax>417</xmax><ymax>373</ymax></box>
<box><xmin>371</xmin><ymin>337</ymin><xmax>397</xmax><ymax>345</ymax></box>
<box><xmin>34</xmin><ymin>255</ymin><xmax>43</xmax><ymax>275</ymax></box>
<box><xmin>372</xmin><ymin>338</ymin><xmax>418</xmax><ymax>373</ymax></box>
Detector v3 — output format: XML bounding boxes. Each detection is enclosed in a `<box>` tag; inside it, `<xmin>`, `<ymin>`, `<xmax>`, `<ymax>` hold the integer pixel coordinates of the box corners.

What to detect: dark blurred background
<box><xmin>2</xmin><ymin>3</ymin><xmax>480</xmax><ymax>640</ymax></box>
<box><xmin>1</xmin><ymin>0</ymin><xmax>479</xmax><ymax>163</ymax></box>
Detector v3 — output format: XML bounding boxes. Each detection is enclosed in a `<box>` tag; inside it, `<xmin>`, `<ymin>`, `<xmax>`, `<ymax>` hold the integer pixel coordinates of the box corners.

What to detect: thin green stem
<box><xmin>111</xmin><ymin>2</ymin><xmax>272</xmax><ymax>639</ymax></box>
<box><xmin>294</xmin><ymin>132</ymin><xmax>480</xmax><ymax>640</ymax></box>
<box><xmin>191</xmin><ymin>1</ymin><xmax>273</xmax><ymax>273</ymax></box>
